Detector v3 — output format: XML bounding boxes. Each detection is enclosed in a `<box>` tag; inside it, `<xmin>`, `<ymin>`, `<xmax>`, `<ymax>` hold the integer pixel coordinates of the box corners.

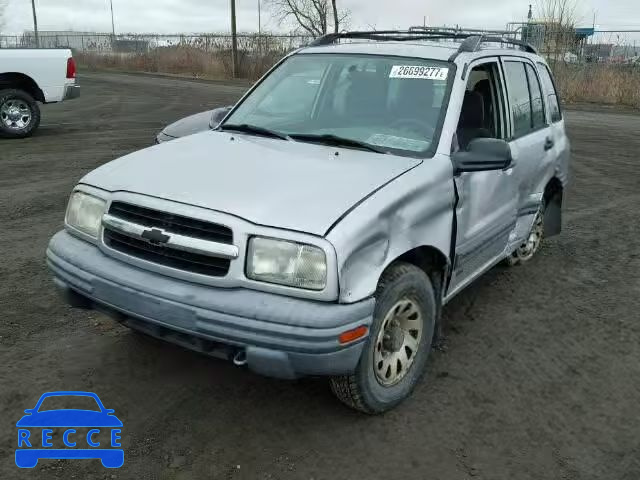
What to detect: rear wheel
<box><xmin>506</xmin><ymin>202</ymin><xmax>545</xmax><ymax>266</ymax></box>
<box><xmin>0</xmin><ymin>89</ymin><xmax>41</xmax><ymax>139</ymax></box>
<box><xmin>330</xmin><ymin>262</ymin><xmax>437</xmax><ymax>414</ymax></box>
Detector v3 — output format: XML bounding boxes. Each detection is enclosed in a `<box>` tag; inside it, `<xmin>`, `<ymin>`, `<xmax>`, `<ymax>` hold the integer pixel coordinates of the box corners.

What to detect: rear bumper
<box><xmin>63</xmin><ymin>85</ymin><xmax>81</xmax><ymax>100</ymax></box>
<box><xmin>46</xmin><ymin>231</ymin><xmax>374</xmax><ymax>379</ymax></box>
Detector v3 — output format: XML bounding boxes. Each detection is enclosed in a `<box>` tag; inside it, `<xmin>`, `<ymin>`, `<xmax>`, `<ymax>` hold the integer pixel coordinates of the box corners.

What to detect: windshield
<box><xmin>223</xmin><ymin>53</ymin><xmax>451</xmax><ymax>157</ymax></box>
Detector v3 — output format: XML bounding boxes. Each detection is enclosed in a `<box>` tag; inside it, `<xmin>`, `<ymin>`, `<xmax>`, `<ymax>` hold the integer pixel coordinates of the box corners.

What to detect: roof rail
<box><xmin>458</xmin><ymin>34</ymin><xmax>538</xmax><ymax>54</ymax></box>
<box><xmin>309</xmin><ymin>30</ymin><xmax>469</xmax><ymax>47</ymax></box>
<box><xmin>308</xmin><ymin>30</ymin><xmax>538</xmax><ymax>55</ymax></box>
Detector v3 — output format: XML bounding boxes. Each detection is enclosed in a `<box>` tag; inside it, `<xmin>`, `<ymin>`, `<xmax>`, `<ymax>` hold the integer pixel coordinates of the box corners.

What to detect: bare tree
<box><xmin>267</xmin><ymin>0</ymin><xmax>349</xmax><ymax>37</ymax></box>
<box><xmin>536</xmin><ymin>0</ymin><xmax>579</xmax><ymax>28</ymax></box>
<box><xmin>535</xmin><ymin>0</ymin><xmax>581</xmax><ymax>67</ymax></box>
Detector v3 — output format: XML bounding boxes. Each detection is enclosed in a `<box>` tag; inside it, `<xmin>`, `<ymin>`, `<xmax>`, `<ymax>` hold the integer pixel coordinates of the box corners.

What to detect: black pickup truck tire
<box><xmin>0</xmin><ymin>89</ymin><xmax>41</xmax><ymax>139</ymax></box>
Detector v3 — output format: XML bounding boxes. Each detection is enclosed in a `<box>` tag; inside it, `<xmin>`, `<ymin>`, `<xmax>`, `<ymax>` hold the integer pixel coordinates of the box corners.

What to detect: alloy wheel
<box><xmin>1</xmin><ymin>98</ymin><xmax>32</xmax><ymax>130</ymax></box>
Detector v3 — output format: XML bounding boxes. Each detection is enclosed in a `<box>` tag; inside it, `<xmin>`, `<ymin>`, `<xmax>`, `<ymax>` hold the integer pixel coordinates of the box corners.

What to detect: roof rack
<box><xmin>458</xmin><ymin>34</ymin><xmax>538</xmax><ymax>54</ymax></box>
<box><xmin>308</xmin><ymin>29</ymin><xmax>538</xmax><ymax>56</ymax></box>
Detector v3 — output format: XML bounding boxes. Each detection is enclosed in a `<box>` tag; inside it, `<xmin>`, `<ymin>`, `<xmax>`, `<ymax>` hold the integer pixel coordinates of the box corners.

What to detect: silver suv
<box><xmin>47</xmin><ymin>30</ymin><xmax>570</xmax><ymax>413</ymax></box>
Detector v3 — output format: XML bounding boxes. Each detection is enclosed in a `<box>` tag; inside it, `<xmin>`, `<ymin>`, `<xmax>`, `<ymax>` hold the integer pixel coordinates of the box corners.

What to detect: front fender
<box><xmin>327</xmin><ymin>155</ymin><xmax>455</xmax><ymax>303</ymax></box>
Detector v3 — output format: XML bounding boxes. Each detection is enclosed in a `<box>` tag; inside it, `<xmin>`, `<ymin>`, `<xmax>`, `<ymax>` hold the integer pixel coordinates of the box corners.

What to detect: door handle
<box><xmin>544</xmin><ymin>137</ymin><xmax>555</xmax><ymax>151</ymax></box>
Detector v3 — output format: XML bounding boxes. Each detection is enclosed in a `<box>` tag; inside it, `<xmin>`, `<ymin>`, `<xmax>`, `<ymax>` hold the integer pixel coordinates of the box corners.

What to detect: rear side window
<box><xmin>537</xmin><ymin>63</ymin><xmax>562</xmax><ymax>122</ymax></box>
<box><xmin>503</xmin><ymin>61</ymin><xmax>532</xmax><ymax>138</ymax></box>
<box><xmin>525</xmin><ymin>64</ymin><xmax>546</xmax><ymax>130</ymax></box>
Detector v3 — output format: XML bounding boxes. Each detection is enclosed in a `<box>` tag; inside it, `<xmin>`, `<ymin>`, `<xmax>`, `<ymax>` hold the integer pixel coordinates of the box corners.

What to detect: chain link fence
<box><xmin>1</xmin><ymin>30</ymin><xmax>638</xmax><ymax>106</ymax></box>
<box><xmin>0</xmin><ymin>32</ymin><xmax>314</xmax><ymax>79</ymax></box>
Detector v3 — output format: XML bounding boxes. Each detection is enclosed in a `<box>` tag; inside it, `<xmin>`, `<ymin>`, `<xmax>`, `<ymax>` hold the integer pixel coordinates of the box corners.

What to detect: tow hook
<box><xmin>232</xmin><ymin>350</ymin><xmax>247</xmax><ymax>366</ymax></box>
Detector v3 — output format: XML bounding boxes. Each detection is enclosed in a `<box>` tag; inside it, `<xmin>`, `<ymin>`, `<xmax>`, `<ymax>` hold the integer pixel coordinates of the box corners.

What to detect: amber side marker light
<box><xmin>339</xmin><ymin>326</ymin><xmax>369</xmax><ymax>345</ymax></box>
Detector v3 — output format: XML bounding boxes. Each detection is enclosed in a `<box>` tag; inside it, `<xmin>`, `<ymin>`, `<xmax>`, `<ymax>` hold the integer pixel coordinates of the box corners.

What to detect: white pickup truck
<box><xmin>0</xmin><ymin>48</ymin><xmax>80</xmax><ymax>138</ymax></box>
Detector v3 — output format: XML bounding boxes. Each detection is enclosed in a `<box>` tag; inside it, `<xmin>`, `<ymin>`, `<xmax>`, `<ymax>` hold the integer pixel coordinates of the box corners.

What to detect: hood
<box><xmin>82</xmin><ymin>131</ymin><xmax>421</xmax><ymax>236</ymax></box>
<box><xmin>162</xmin><ymin>110</ymin><xmax>213</xmax><ymax>139</ymax></box>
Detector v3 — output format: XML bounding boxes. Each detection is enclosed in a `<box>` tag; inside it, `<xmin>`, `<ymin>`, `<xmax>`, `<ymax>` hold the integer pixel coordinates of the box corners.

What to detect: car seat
<box><xmin>457</xmin><ymin>90</ymin><xmax>491</xmax><ymax>150</ymax></box>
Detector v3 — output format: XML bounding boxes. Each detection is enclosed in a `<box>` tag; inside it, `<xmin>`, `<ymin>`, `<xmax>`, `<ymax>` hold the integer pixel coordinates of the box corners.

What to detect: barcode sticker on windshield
<box><xmin>389</xmin><ymin>66</ymin><xmax>449</xmax><ymax>80</ymax></box>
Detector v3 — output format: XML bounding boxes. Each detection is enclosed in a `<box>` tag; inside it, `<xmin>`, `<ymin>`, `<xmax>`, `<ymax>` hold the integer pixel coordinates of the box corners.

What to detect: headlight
<box><xmin>247</xmin><ymin>237</ymin><xmax>327</xmax><ymax>291</ymax></box>
<box><xmin>65</xmin><ymin>192</ymin><xmax>107</xmax><ymax>238</ymax></box>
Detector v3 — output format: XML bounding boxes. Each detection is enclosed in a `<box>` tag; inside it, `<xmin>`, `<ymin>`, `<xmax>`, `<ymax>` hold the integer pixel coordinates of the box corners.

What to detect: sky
<box><xmin>1</xmin><ymin>0</ymin><xmax>639</xmax><ymax>36</ymax></box>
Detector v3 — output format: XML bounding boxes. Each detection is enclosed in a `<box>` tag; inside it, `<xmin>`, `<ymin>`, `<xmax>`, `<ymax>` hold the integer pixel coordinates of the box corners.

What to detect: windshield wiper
<box><xmin>289</xmin><ymin>133</ymin><xmax>388</xmax><ymax>154</ymax></box>
<box><xmin>218</xmin><ymin>123</ymin><xmax>290</xmax><ymax>140</ymax></box>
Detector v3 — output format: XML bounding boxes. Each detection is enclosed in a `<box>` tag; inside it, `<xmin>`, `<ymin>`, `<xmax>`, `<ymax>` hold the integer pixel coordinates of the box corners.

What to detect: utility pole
<box><xmin>110</xmin><ymin>0</ymin><xmax>116</xmax><ymax>36</ymax></box>
<box><xmin>257</xmin><ymin>0</ymin><xmax>262</xmax><ymax>57</ymax></box>
<box><xmin>230</xmin><ymin>0</ymin><xmax>238</xmax><ymax>78</ymax></box>
<box><xmin>31</xmin><ymin>0</ymin><xmax>39</xmax><ymax>48</ymax></box>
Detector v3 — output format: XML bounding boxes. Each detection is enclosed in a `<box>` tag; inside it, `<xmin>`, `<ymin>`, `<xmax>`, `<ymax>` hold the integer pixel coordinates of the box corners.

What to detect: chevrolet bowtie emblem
<box><xmin>141</xmin><ymin>228</ymin><xmax>170</xmax><ymax>245</ymax></box>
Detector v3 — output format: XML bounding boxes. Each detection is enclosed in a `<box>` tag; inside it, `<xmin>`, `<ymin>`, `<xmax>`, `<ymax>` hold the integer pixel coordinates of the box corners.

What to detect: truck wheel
<box><xmin>0</xmin><ymin>89</ymin><xmax>41</xmax><ymax>139</ymax></box>
<box><xmin>506</xmin><ymin>202</ymin><xmax>546</xmax><ymax>266</ymax></box>
<box><xmin>330</xmin><ymin>262</ymin><xmax>437</xmax><ymax>414</ymax></box>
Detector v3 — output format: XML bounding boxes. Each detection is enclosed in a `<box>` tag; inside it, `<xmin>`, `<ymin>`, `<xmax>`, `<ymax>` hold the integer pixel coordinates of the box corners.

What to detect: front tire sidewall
<box><xmin>355</xmin><ymin>268</ymin><xmax>436</xmax><ymax>412</ymax></box>
<box><xmin>0</xmin><ymin>89</ymin><xmax>41</xmax><ymax>139</ymax></box>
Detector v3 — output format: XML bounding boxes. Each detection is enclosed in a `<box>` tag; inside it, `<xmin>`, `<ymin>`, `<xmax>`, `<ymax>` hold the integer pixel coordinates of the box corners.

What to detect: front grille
<box><xmin>104</xmin><ymin>202</ymin><xmax>233</xmax><ymax>277</ymax></box>
<box><xmin>104</xmin><ymin>229</ymin><xmax>231</xmax><ymax>277</ymax></box>
<box><xmin>109</xmin><ymin>202</ymin><xmax>233</xmax><ymax>244</ymax></box>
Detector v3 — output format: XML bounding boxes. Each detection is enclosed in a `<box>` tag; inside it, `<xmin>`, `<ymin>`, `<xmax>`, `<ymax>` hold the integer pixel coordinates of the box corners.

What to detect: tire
<box><xmin>0</xmin><ymin>89</ymin><xmax>41</xmax><ymax>139</ymax></box>
<box><xmin>505</xmin><ymin>200</ymin><xmax>546</xmax><ymax>267</ymax></box>
<box><xmin>330</xmin><ymin>262</ymin><xmax>437</xmax><ymax>414</ymax></box>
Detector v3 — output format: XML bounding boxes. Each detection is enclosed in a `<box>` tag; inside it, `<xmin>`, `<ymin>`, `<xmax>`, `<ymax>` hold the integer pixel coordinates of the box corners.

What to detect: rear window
<box><xmin>525</xmin><ymin>63</ymin><xmax>546</xmax><ymax>130</ymax></box>
<box><xmin>537</xmin><ymin>63</ymin><xmax>562</xmax><ymax>122</ymax></box>
<box><xmin>503</xmin><ymin>61</ymin><xmax>533</xmax><ymax>138</ymax></box>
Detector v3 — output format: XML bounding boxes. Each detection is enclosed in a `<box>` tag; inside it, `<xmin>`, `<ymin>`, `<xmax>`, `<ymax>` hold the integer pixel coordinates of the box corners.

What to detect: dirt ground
<box><xmin>1</xmin><ymin>73</ymin><xmax>639</xmax><ymax>480</ymax></box>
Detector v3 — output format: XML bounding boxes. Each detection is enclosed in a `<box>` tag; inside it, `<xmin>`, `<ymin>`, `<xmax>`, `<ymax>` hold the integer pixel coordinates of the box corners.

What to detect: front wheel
<box><xmin>330</xmin><ymin>262</ymin><xmax>437</xmax><ymax>414</ymax></box>
<box><xmin>0</xmin><ymin>89</ymin><xmax>41</xmax><ymax>139</ymax></box>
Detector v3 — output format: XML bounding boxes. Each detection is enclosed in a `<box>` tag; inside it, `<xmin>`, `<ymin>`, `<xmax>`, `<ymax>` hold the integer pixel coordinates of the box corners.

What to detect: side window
<box><xmin>537</xmin><ymin>63</ymin><xmax>563</xmax><ymax>122</ymax></box>
<box><xmin>503</xmin><ymin>61</ymin><xmax>532</xmax><ymax>139</ymax></box>
<box><xmin>525</xmin><ymin>64</ymin><xmax>546</xmax><ymax>130</ymax></box>
<box><xmin>455</xmin><ymin>61</ymin><xmax>508</xmax><ymax>150</ymax></box>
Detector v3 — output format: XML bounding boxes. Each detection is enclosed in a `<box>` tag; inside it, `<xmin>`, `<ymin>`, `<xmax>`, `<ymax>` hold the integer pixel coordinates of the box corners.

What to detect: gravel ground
<box><xmin>1</xmin><ymin>72</ymin><xmax>639</xmax><ymax>480</ymax></box>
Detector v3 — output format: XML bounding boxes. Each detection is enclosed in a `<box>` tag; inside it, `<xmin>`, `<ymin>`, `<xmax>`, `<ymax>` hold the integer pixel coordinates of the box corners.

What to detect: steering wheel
<box><xmin>389</xmin><ymin>119</ymin><xmax>435</xmax><ymax>138</ymax></box>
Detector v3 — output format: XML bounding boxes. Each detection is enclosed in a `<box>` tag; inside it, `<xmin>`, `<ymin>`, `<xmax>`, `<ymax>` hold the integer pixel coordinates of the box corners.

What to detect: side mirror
<box><xmin>453</xmin><ymin>138</ymin><xmax>513</xmax><ymax>174</ymax></box>
<box><xmin>209</xmin><ymin>106</ymin><xmax>233</xmax><ymax>129</ymax></box>
<box><xmin>24</xmin><ymin>409</ymin><xmax>34</xmax><ymax>414</ymax></box>
<box><xmin>105</xmin><ymin>409</ymin><xmax>115</xmax><ymax>414</ymax></box>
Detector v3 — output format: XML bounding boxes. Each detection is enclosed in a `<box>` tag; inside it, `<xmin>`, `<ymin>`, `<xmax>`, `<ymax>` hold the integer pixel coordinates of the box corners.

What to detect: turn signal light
<box><xmin>338</xmin><ymin>326</ymin><xmax>368</xmax><ymax>345</ymax></box>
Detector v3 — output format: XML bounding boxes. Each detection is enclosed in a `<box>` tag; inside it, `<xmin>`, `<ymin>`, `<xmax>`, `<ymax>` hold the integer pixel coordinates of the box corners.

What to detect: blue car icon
<box><xmin>16</xmin><ymin>391</ymin><xmax>123</xmax><ymax>468</ymax></box>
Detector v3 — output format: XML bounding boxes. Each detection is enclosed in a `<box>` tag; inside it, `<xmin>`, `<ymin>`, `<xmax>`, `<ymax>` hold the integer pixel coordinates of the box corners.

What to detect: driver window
<box><xmin>455</xmin><ymin>62</ymin><xmax>507</xmax><ymax>151</ymax></box>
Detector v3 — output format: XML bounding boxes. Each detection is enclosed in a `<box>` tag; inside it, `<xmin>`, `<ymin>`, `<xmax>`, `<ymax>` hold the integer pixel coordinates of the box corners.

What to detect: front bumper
<box><xmin>63</xmin><ymin>85</ymin><xmax>81</xmax><ymax>100</ymax></box>
<box><xmin>46</xmin><ymin>231</ymin><xmax>374</xmax><ymax>379</ymax></box>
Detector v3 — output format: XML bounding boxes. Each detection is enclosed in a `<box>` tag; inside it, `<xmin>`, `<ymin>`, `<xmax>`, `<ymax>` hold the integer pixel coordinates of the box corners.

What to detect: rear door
<box><xmin>537</xmin><ymin>62</ymin><xmax>571</xmax><ymax>187</ymax></box>
<box><xmin>500</xmin><ymin>58</ymin><xmax>554</xmax><ymax>250</ymax></box>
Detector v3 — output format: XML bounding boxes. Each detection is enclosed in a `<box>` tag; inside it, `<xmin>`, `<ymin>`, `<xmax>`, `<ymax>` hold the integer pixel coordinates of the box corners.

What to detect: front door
<box><xmin>448</xmin><ymin>58</ymin><xmax>519</xmax><ymax>295</ymax></box>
